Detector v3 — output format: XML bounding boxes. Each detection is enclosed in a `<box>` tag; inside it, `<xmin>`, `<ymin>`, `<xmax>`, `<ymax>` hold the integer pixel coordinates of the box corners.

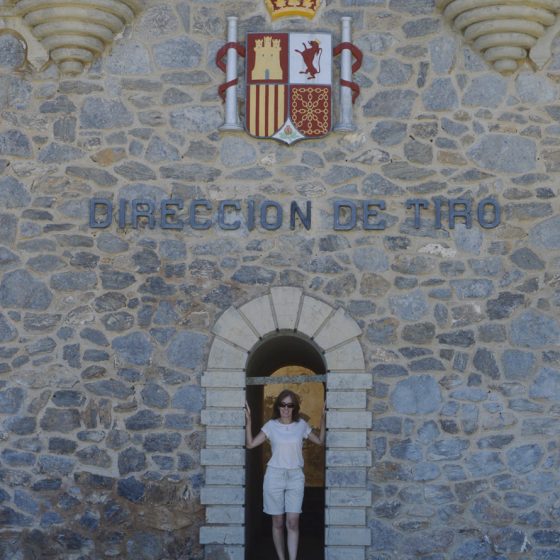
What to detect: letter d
<box><xmin>89</xmin><ymin>198</ymin><xmax>113</xmax><ymax>228</ymax></box>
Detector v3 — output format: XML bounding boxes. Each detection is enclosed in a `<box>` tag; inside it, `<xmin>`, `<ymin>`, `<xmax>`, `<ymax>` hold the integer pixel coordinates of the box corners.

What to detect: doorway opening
<box><xmin>200</xmin><ymin>287</ymin><xmax>371</xmax><ymax>559</ymax></box>
<box><xmin>245</xmin><ymin>332</ymin><xmax>326</xmax><ymax>560</ymax></box>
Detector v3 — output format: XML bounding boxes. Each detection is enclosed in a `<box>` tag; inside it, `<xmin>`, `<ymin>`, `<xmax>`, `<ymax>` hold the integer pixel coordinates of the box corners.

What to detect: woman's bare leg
<box><xmin>285</xmin><ymin>513</ymin><xmax>300</xmax><ymax>560</ymax></box>
<box><xmin>272</xmin><ymin>514</ymin><xmax>286</xmax><ymax>560</ymax></box>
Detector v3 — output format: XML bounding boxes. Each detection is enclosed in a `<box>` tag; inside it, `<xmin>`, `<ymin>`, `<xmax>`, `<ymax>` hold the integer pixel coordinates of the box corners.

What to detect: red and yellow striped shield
<box><xmin>246</xmin><ymin>84</ymin><xmax>288</xmax><ymax>138</ymax></box>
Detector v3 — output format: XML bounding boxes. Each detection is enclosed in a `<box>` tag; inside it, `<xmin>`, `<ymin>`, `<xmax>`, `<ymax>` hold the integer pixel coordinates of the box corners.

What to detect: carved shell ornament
<box><xmin>437</xmin><ymin>0</ymin><xmax>560</xmax><ymax>73</ymax></box>
<box><xmin>14</xmin><ymin>0</ymin><xmax>141</xmax><ymax>74</ymax></box>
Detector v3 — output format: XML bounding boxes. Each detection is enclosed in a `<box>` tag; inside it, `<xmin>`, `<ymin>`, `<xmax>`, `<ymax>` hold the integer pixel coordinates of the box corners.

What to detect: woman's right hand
<box><xmin>245</xmin><ymin>401</ymin><xmax>251</xmax><ymax>421</ymax></box>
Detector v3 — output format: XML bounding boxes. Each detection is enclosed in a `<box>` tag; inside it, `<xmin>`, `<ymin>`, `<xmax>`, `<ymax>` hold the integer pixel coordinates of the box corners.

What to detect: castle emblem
<box><xmin>217</xmin><ymin>13</ymin><xmax>362</xmax><ymax>144</ymax></box>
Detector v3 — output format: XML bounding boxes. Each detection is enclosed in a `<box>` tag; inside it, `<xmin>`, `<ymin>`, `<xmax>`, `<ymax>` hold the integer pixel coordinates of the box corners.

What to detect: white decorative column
<box><xmin>220</xmin><ymin>16</ymin><xmax>243</xmax><ymax>131</ymax></box>
<box><xmin>334</xmin><ymin>17</ymin><xmax>355</xmax><ymax>132</ymax></box>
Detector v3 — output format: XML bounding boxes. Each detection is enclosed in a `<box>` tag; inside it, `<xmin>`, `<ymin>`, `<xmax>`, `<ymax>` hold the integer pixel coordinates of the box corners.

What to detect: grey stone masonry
<box><xmin>0</xmin><ymin>0</ymin><xmax>559</xmax><ymax>559</ymax></box>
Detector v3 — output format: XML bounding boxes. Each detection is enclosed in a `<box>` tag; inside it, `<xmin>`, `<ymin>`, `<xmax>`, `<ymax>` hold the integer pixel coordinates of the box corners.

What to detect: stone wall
<box><xmin>0</xmin><ymin>0</ymin><xmax>560</xmax><ymax>558</ymax></box>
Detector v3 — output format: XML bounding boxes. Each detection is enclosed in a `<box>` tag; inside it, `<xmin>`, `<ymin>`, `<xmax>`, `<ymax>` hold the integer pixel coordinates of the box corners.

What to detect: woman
<box><xmin>245</xmin><ymin>389</ymin><xmax>326</xmax><ymax>560</ymax></box>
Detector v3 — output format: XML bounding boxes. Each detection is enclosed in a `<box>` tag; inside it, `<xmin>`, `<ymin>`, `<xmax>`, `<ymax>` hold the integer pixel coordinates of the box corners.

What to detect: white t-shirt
<box><xmin>261</xmin><ymin>418</ymin><xmax>312</xmax><ymax>469</ymax></box>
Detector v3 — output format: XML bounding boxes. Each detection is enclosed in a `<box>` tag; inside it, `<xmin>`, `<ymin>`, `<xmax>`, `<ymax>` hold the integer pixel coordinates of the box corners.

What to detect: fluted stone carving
<box><xmin>15</xmin><ymin>0</ymin><xmax>140</xmax><ymax>74</ymax></box>
<box><xmin>438</xmin><ymin>0</ymin><xmax>560</xmax><ymax>73</ymax></box>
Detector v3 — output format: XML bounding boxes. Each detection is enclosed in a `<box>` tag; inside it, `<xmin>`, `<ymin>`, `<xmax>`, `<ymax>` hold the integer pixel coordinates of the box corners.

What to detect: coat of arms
<box><xmin>246</xmin><ymin>32</ymin><xmax>332</xmax><ymax>143</ymax></box>
<box><xmin>216</xmin><ymin>2</ymin><xmax>362</xmax><ymax>144</ymax></box>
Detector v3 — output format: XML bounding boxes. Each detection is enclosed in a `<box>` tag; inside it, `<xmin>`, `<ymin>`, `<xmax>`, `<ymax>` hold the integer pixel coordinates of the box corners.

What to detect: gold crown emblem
<box><xmin>265</xmin><ymin>0</ymin><xmax>321</xmax><ymax>20</ymax></box>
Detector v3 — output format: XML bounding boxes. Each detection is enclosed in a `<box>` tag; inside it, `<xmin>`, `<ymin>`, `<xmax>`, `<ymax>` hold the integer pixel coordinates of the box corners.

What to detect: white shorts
<box><xmin>263</xmin><ymin>466</ymin><xmax>305</xmax><ymax>515</ymax></box>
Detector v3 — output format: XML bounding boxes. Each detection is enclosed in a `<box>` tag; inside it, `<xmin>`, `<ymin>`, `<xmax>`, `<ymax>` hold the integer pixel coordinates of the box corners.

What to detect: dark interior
<box><xmin>247</xmin><ymin>331</ymin><xmax>327</xmax><ymax>378</ymax></box>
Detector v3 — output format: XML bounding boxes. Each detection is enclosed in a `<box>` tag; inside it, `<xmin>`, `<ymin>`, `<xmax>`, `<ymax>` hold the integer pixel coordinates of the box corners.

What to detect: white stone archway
<box><xmin>200</xmin><ymin>287</ymin><xmax>372</xmax><ymax>560</ymax></box>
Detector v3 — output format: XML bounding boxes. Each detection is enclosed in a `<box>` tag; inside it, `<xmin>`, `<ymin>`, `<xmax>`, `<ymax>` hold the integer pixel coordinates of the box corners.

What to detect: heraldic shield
<box><xmin>246</xmin><ymin>32</ymin><xmax>332</xmax><ymax>144</ymax></box>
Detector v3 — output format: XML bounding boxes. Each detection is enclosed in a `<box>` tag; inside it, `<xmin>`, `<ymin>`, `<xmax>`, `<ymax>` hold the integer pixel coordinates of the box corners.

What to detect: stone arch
<box><xmin>200</xmin><ymin>286</ymin><xmax>372</xmax><ymax>560</ymax></box>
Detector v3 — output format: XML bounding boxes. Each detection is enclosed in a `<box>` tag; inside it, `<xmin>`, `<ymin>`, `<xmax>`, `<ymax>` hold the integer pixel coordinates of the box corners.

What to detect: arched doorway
<box><xmin>200</xmin><ymin>287</ymin><xmax>372</xmax><ymax>560</ymax></box>
<box><xmin>245</xmin><ymin>333</ymin><xmax>326</xmax><ymax>560</ymax></box>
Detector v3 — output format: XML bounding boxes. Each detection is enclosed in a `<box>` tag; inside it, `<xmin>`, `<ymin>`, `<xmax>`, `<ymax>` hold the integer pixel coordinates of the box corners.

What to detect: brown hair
<box><xmin>272</xmin><ymin>389</ymin><xmax>300</xmax><ymax>421</ymax></box>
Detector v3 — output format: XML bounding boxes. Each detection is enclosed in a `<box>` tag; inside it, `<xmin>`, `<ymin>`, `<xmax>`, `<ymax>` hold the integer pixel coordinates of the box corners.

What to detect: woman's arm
<box><xmin>307</xmin><ymin>403</ymin><xmax>326</xmax><ymax>445</ymax></box>
<box><xmin>245</xmin><ymin>402</ymin><xmax>267</xmax><ymax>449</ymax></box>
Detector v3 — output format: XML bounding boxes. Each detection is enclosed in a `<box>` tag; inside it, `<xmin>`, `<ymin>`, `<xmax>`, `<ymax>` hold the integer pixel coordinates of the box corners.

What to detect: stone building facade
<box><xmin>0</xmin><ymin>0</ymin><xmax>560</xmax><ymax>558</ymax></box>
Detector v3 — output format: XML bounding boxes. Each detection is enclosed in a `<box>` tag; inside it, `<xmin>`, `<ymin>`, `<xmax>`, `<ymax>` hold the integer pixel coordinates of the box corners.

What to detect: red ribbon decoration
<box><xmin>333</xmin><ymin>41</ymin><xmax>363</xmax><ymax>104</ymax></box>
<box><xmin>216</xmin><ymin>42</ymin><xmax>246</xmax><ymax>102</ymax></box>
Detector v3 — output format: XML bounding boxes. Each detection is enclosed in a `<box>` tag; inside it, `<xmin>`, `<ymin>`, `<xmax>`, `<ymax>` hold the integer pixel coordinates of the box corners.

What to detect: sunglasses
<box><xmin>279</xmin><ymin>402</ymin><xmax>295</xmax><ymax>409</ymax></box>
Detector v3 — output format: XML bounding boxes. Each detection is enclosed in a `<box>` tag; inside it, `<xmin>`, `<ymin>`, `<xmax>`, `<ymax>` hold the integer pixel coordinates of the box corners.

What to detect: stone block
<box><xmin>422</xmin><ymin>76</ymin><xmax>458</xmax><ymax>111</ymax></box>
<box><xmin>143</xmin><ymin>433</ymin><xmax>181</xmax><ymax>453</ymax></box>
<box><xmin>206</xmin><ymin>505</ymin><xmax>244</xmax><ymax>524</ymax></box>
<box><xmin>212</xmin><ymin>307</ymin><xmax>259</xmax><ymax>351</ymax></box>
<box><xmin>203</xmin><ymin>386</ymin><xmax>244</xmax><ymax>407</ymax></box>
<box><xmin>40</xmin><ymin>408</ymin><xmax>81</xmax><ymax>432</ymax></box>
<box><xmin>327</xmin><ymin>391</ymin><xmax>367</xmax><ymax>409</ymax></box>
<box><xmin>238</xmin><ymin>295</ymin><xmax>276</xmax><ymax>336</ymax></box>
<box><xmin>202</xmin><ymin>371</ymin><xmax>246</xmax><ymax>388</ymax></box>
<box><xmin>167</xmin><ymin>331</ymin><xmax>207</xmax><ymax>369</ymax></box>
<box><xmin>506</xmin><ymin>444</ymin><xmax>543</xmax><ymax>474</ymax></box>
<box><xmin>200</xmin><ymin>486</ymin><xmax>245</xmax><ymax>506</ymax></box>
<box><xmin>327</xmin><ymin>373</ymin><xmax>372</xmax><ymax>390</ymax></box>
<box><xmin>326</xmin><ymin>489</ymin><xmax>371</xmax><ymax>507</ymax></box>
<box><xmin>199</xmin><ymin>525</ymin><xmax>244</xmax><ymax>545</ymax></box>
<box><xmin>113</xmin><ymin>332</ymin><xmax>153</xmax><ymax>366</ymax></box>
<box><xmin>0</xmin><ymin>269</ymin><xmax>52</xmax><ymax>311</ymax></box>
<box><xmin>372</xmin><ymin>121</ymin><xmax>407</xmax><ymax>146</ymax></box>
<box><xmin>529</xmin><ymin>367</ymin><xmax>560</xmax><ymax>401</ymax></box>
<box><xmin>220</xmin><ymin>137</ymin><xmax>257</xmax><ymax>167</ymax></box>
<box><xmin>327</xmin><ymin>430</ymin><xmax>367</xmax><ymax>448</ymax></box>
<box><xmin>205</xmin><ymin>467</ymin><xmax>245</xmax><ymax>486</ymax></box>
<box><xmin>125</xmin><ymin>410</ymin><xmax>162</xmax><ymax>431</ymax></box>
<box><xmin>326</xmin><ymin>546</ymin><xmax>365</xmax><ymax>560</ymax></box>
<box><xmin>0</xmin><ymin>176</ymin><xmax>30</xmax><ymax>207</ymax></box>
<box><xmin>325</xmin><ymin>340</ymin><xmax>366</xmax><ymax>371</ymax></box>
<box><xmin>325</xmin><ymin>507</ymin><xmax>366</xmax><ymax>526</ymax></box>
<box><xmin>510</xmin><ymin>309</ymin><xmax>560</xmax><ymax>348</ymax></box>
<box><xmin>389</xmin><ymin>289</ymin><xmax>429</xmax><ymax>321</ymax></box>
<box><xmin>38</xmin><ymin>454</ymin><xmax>75</xmax><ymax>476</ymax></box>
<box><xmin>206</xmin><ymin>427</ymin><xmax>245</xmax><ymax>446</ymax></box>
<box><xmin>327</xmin><ymin>450</ymin><xmax>372</xmax><ymax>468</ymax></box>
<box><xmin>326</xmin><ymin>467</ymin><xmax>367</xmax><ymax>487</ymax></box>
<box><xmin>80</xmin><ymin>97</ymin><xmax>133</xmax><ymax>129</ymax></box>
<box><xmin>270</xmin><ymin>286</ymin><xmax>302</xmax><ymax>329</ymax></box>
<box><xmin>353</xmin><ymin>246</ymin><xmax>389</xmax><ymax>273</ymax></box>
<box><xmin>118</xmin><ymin>447</ymin><xmax>146</xmax><ymax>475</ymax></box>
<box><xmin>207</xmin><ymin>339</ymin><xmax>247</xmax><ymax>370</ymax></box>
<box><xmin>326</xmin><ymin>527</ymin><xmax>370</xmax><ymax>546</ymax></box>
<box><xmin>201</xmin><ymin>409</ymin><xmax>245</xmax><ymax>427</ymax></box>
<box><xmin>364</xmin><ymin>89</ymin><xmax>417</xmax><ymax>118</ymax></box>
<box><xmin>201</xmin><ymin>448</ymin><xmax>244</xmax><ymax>466</ymax></box>
<box><xmin>297</xmin><ymin>296</ymin><xmax>333</xmax><ymax>340</ymax></box>
<box><xmin>203</xmin><ymin>545</ymin><xmax>244</xmax><ymax>560</ymax></box>
<box><xmin>0</xmin><ymin>33</ymin><xmax>27</xmax><ymax>70</ymax></box>
<box><xmin>0</xmin><ymin>387</ymin><xmax>24</xmax><ymax>414</ymax></box>
<box><xmin>327</xmin><ymin>411</ymin><xmax>371</xmax><ymax>429</ymax></box>
<box><xmin>501</xmin><ymin>349</ymin><xmax>535</xmax><ymax>380</ymax></box>
<box><xmin>529</xmin><ymin>214</ymin><xmax>560</xmax><ymax>250</ymax></box>
<box><xmin>467</xmin><ymin>134</ymin><xmax>536</xmax><ymax>173</ymax></box>
<box><xmin>315</xmin><ymin>308</ymin><xmax>362</xmax><ymax>350</ymax></box>
<box><xmin>172</xmin><ymin>386</ymin><xmax>202</xmax><ymax>412</ymax></box>
<box><xmin>154</xmin><ymin>36</ymin><xmax>201</xmax><ymax>68</ymax></box>
<box><xmin>390</xmin><ymin>375</ymin><xmax>442</xmax><ymax>414</ymax></box>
